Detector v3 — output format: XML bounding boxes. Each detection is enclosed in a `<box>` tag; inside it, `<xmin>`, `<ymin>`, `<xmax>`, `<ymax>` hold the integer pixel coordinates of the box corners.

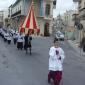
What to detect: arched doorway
<box><xmin>44</xmin><ymin>22</ymin><xmax>50</xmax><ymax>36</ymax></box>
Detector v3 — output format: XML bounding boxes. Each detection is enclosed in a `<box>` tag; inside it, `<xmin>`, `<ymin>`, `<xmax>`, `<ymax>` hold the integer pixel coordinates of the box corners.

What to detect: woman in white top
<box><xmin>48</xmin><ymin>40</ymin><xmax>65</xmax><ymax>85</ymax></box>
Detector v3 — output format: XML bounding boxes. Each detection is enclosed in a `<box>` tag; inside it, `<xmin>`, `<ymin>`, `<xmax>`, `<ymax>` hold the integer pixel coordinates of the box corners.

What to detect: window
<box><xmin>45</xmin><ymin>4</ymin><xmax>50</xmax><ymax>16</ymax></box>
<box><xmin>16</xmin><ymin>8</ymin><xmax>17</xmax><ymax>12</ymax></box>
<box><xmin>18</xmin><ymin>7</ymin><xmax>19</xmax><ymax>11</ymax></box>
<box><xmin>20</xmin><ymin>6</ymin><xmax>21</xmax><ymax>10</ymax></box>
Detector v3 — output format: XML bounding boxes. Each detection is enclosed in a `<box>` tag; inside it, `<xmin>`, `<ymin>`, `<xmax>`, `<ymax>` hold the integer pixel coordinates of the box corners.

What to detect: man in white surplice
<box><xmin>48</xmin><ymin>40</ymin><xmax>65</xmax><ymax>85</ymax></box>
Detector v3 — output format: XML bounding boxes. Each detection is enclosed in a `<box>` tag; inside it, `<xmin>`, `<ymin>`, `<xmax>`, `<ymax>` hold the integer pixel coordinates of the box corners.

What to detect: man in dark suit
<box><xmin>24</xmin><ymin>32</ymin><xmax>32</xmax><ymax>54</ymax></box>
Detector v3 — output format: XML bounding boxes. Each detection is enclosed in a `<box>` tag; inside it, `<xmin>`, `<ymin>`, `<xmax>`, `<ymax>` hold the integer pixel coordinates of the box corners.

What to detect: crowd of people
<box><xmin>0</xmin><ymin>28</ymin><xmax>66</xmax><ymax>85</ymax></box>
<box><xmin>0</xmin><ymin>28</ymin><xmax>32</xmax><ymax>55</ymax></box>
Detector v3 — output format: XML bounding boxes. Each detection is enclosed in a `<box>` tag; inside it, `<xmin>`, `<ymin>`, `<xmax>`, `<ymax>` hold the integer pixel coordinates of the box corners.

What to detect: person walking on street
<box><xmin>17</xmin><ymin>33</ymin><xmax>24</xmax><ymax>50</ymax></box>
<box><xmin>48</xmin><ymin>40</ymin><xmax>65</xmax><ymax>85</ymax></box>
<box><xmin>24</xmin><ymin>32</ymin><xmax>32</xmax><ymax>55</ymax></box>
<box><xmin>13</xmin><ymin>33</ymin><xmax>17</xmax><ymax>45</ymax></box>
<box><xmin>7</xmin><ymin>34</ymin><xmax>12</xmax><ymax>44</ymax></box>
<box><xmin>80</xmin><ymin>36</ymin><xmax>85</xmax><ymax>52</ymax></box>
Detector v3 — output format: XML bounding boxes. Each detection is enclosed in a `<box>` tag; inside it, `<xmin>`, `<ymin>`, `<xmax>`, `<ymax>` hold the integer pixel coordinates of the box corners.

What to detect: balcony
<box><xmin>79</xmin><ymin>7</ymin><xmax>85</xmax><ymax>20</ymax></box>
<box><xmin>44</xmin><ymin>15</ymin><xmax>53</xmax><ymax>20</ymax></box>
<box><xmin>78</xmin><ymin>5</ymin><xmax>81</xmax><ymax>10</ymax></box>
<box><xmin>11</xmin><ymin>10</ymin><xmax>21</xmax><ymax>18</ymax></box>
<box><xmin>72</xmin><ymin>13</ymin><xmax>79</xmax><ymax>21</ymax></box>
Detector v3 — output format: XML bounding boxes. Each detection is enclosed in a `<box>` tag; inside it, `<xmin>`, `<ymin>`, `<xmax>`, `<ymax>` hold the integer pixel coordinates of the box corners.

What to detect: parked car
<box><xmin>54</xmin><ymin>31</ymin><xmax>64</xmax><ymax>41</ymax></box>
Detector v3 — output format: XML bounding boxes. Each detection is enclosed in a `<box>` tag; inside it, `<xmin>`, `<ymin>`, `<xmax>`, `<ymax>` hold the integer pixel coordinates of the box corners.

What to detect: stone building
<box><xmin>8</xmin><ymin>0</ymin><xmax>56</xmax><ymax>36</ymax></box>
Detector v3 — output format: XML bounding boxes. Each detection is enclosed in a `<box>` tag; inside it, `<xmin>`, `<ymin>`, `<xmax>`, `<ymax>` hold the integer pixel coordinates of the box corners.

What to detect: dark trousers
<box><xmin>17</xmin><ymin>42</ymin><xmax>23</xmax><ymax>50</ymax></box>
<box><xmin>48</xmin><ymin>71</ymin><xmax>62</xmax><ymax>85</ymax></box>
<box><xmin>13</xmin><ymin>38</ymin><xmax>17</xmax><ymax>45</ymax></box>
<box><xmin>24</xmin><ymin>43</ymin><xmax>32</xmax><ymax>55</ymax></box>
<box><xmin>4</xmin><ymin>38</ymin><xmax>7</xmax><ymax>42</ymax></box>
<box><xmin>8</xmin><ymin>40</ymin><xmax>11</xmax><ymax>44</ymax></box>
<box><xmin>25</xmin><ymin>47</ymin><xmax>31</xmax><ymax>55</ymax></box>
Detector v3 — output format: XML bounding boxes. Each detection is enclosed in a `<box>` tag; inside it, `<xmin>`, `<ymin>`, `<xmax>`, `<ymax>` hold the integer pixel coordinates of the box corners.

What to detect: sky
<box><xmin>0</xmin><ymin>0</ymin><xmax>75</xmax><ymax>17</ymax></box>
<box><xmin>0</xmin><ymin>0</ymin><xmax>16</xmax><ymax>10</ymax></box>
<box><xmin>53</xmin><ymin>0</ymin><xmax>75</xmax><ymax>17</ymax></box>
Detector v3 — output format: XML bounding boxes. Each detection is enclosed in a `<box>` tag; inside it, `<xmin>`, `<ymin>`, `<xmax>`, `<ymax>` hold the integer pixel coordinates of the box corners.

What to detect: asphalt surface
<box><xmin>0</xmin><ymin>37</ymin><xmax>85</xmax><ymax>85</ymax></box>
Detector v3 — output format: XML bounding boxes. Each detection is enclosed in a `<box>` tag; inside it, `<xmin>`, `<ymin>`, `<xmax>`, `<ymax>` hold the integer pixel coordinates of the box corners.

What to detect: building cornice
<box><xmin>12</xmin><ymin>0</ymin><xmax>21</xmax><ymax>8</ymax></box>
<box><xmin>79</xmin><ymin>7</ymin><xmax>85</xmax><ymax>11</ymax></box>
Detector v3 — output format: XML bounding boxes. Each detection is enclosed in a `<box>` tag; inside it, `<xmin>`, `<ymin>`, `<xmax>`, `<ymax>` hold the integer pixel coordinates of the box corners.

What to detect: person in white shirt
<box><xmin>48</xmin><ymin>40</ymin><xmax>65</xmax><ymax>85</ymax></box>
<box><xmin>7</xmin><ymin>34</ymin><xmax>12</xmax><ymax>44</ymax></box>
<box><xmin>13</xmin><ymin>33</ymin><xmax>17</xmax><ymax>45</ymax></box>
<box><xmin>17</xmin><ymin>33</ymin><xmax>24</xmax><ymax>50</ymax></box>
<box><xmin>4</xmin><ymin>32</ymin><xmax>9</xmax><ymax>42</ymax></box>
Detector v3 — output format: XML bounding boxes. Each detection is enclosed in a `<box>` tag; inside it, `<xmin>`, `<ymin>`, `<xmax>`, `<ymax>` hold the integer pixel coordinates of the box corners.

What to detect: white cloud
<box><xmin>0</xmin><ymin>0</ymin><xmax>16</xmax><ymax>11</ymax></box>
<box><xmin>53</xmin><ymin>0</ymin><xmax>75</xmax><ymax>17</ymax></box>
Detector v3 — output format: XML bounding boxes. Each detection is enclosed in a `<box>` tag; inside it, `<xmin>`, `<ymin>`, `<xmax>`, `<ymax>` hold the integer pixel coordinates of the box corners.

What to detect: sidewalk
<box><xmin>68</xmin><ymin>40</ymin><xmax>85</xmax><ymax>57</ymax></box>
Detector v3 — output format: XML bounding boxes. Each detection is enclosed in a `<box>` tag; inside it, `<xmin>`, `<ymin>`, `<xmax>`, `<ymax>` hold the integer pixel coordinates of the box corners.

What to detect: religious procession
<box><xmin>0</xmin><ymin>1</ymin><xmax>66</xmax><ymax>85</ymax></box>
<box><xmin>0</xmin><ymin>28</ymin><xmax>32</xmax><ymax>55</ymax></box>
<box><xmin>0</xmin><ymin>2</ymin><xmax>40</xmax><ymax>55</ymax></box>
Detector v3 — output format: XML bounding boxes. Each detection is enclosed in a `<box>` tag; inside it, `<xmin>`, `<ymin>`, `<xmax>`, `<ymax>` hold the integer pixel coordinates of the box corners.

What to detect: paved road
<box><xmin>0</xmin><ymin>37</ymin><xmax>85</xmax><ymax>85</ymax></box>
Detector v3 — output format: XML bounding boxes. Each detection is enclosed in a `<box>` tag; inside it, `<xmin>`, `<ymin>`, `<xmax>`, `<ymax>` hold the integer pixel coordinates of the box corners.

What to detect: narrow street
<box><xmin>0</xmin><ymin>37</ymin><xmax>85</xmax><ymax>85</ymax></box>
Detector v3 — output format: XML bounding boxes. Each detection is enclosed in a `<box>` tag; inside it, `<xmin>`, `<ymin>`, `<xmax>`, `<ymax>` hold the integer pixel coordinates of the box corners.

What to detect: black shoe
<box><xmin>48</xmin><ymin>79</ymin><xmax>50</xmax><ymax>83</ymax></box>
<box><xmin>30</xmin><ymin>52</ymin><xmax>32</xmax><ymax>55</ymax></box>
<box><xmin>26</xmin><ymin>50</ymin><xmax>28</xmax><ymax>54</ymax></box>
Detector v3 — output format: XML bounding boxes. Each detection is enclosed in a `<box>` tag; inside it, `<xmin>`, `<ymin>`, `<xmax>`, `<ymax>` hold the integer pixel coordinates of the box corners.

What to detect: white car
<box><xmin>55</xmin><ymin>31</ymin><xmax>64</xmax><ymax>41</ymax></box>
